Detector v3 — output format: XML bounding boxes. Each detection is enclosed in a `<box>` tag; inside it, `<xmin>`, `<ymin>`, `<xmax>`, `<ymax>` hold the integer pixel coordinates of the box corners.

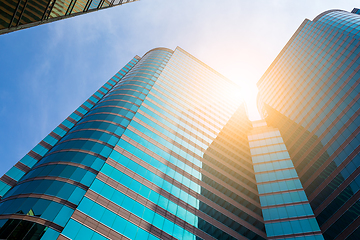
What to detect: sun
<box><xmin>233</xmin><ymin>78</ymin><xmax>262</xmax><ymax>121</ymax></box>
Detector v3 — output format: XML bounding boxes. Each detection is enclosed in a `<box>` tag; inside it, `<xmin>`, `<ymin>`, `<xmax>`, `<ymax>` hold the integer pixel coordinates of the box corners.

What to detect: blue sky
<box><xmin>0</xmin><ymin>0</ymin><xmax>358</xmax><ymax>177</ymax></box>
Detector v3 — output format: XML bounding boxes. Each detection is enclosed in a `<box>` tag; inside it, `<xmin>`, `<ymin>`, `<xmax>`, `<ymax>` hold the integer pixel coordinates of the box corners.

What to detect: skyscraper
<box><xmin>257</xmin><ymin>8</ymin><xmax>360</xmax><ymax>240</ymax></box>
<box><xmin>0</xmin><ymin>47</ymin><xmax>271</xmax><ymax>240</ymax></box>
<box><xmin>0</xmin><ymin>0</ymin><xmax>136</xmax><ymax>35</ymax></box>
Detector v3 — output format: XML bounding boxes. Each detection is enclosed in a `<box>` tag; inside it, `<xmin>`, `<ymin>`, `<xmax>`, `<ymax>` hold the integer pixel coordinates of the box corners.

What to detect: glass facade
<box><xmin>1</xmin><ymin>47</ymin><xmax>274</xmax><ymax>240</ymax></box>
<box><xmin>0</xmin><ymin>0</ymin><xmax>136</xmax><ymax>35</ymax></box>
<box><xmin>257</xmin><ymin>8</ymin><xmax>360</xmax><ymax>240</ymax></box>
<box><xmin>248</xmin><ymin>121</ymin><xmax>323</xmax><ymax>240</ymax></box>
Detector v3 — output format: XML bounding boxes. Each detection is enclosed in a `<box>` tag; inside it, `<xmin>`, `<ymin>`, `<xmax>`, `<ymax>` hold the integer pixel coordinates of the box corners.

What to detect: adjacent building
<box><xmin>0</xmin><ymin>0</ymin><xmax>136</xmax><ymax>35</ymax></box>
<box><xmin>257</xmin><ymin>8</ymin><xmax>360</xmax><ymax>240</ymax></box>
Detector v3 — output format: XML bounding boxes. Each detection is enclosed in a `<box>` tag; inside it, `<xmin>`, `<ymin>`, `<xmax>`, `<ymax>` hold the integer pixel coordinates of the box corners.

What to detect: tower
<box><xmin>257</xmin><ymin>8</ymin><xmax>360</xmax><ymax>239</ymax></box>
<box><xmin>0</xmin><ymin>47</ymin><xmax>269</xmax><ymax>240</ymax></box>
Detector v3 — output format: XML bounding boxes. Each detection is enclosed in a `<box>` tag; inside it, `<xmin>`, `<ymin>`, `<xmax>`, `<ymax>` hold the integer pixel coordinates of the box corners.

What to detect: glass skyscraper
<box><xmin>257</xmin><ymin>8</ymin><xmax>360</xmax><ymax>240</ymax></box>
<box><xmin>0</xmin><ymin>0</ymin><xmax>136</xmax><ymax>35</ymax></box>
<box><xmin>0</xmin><ymin>47</ymin><xmax>269</xmax><ymax>240</ymax></box>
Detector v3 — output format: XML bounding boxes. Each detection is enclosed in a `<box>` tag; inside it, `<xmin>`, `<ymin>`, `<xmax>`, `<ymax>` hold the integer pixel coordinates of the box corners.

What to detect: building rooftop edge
<box><xmin>175</xmin><ymin>46</ymin><xmax>241</xmax><ymax>89</ymax></box>
<box><xmin>312</xmin><ymin>9</ymin><xmax>346</xmax><ymax>22</ymax></box>
<box><xmin>256</xmin><ymin>19</ymin><xmax>310</xmax><ymax>88</ymax></box>
<box><xmin>141</xmin><ymin>46</ymin><xmax>241</xmax><ymax>91</ymax></box>
<box><xmin>142</xmin><ymin>47</ymin><xmax>174</xmax><ymax>58</ymax></box>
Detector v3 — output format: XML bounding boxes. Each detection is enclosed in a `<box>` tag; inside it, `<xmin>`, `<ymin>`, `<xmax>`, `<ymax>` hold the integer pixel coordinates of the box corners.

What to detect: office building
<box><xmin>257</xmin><ymin>8</ymin><xmax>360</xmax><ymax>240</ymax></box>
<box><xmin>0</xmin><ymin>0</ymin><xmax>136</xmax><ymax>35</ymax></box>
<box><xmin>0</xmin><ymin>47</ymin><xmax>272</xmax><ymax>240</ymax></box>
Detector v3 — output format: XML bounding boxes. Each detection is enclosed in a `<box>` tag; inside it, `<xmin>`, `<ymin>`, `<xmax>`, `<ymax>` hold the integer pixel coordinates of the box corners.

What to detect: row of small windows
<box><xmin>248</xmin><ymin>131</ymin><xmax>281</xmax><ymax>141</ymax></box>
<box><xmin>254</xmin><ymin>159</ymin><xmax>294</xmax><ymax>173</ymax></box>
<box><xmin>258</xmin><ymin>179</ymin><xmax>303</xmax><ymax>195</ymax></box>
<box><xmin>260</xmin><ymin>190</ymin><xmax>308</xmax><ymax>207</ymax></box>
<box><xmin>63</xmin><ymin>216</ymin><xmax>160</xmax><ymax>240</ymax></box>
<box><xmin>0</xmin><ymin>219</ymin><xmax>59</xmax><ymax>240</ymax></box>
<box><xmin>0</xmin><ymin>189</ymin><xmax>79</xmax><ymax>226</ymax></box>
<box><xmin>250</xmin><ymin>144</ymin><xmax>287</xmax><ymax>156</ymax></box>
<box><xmin>249</xmin><ymin>137</ymin><xmax>284</xmax><ymax>148</ymax></box>
<box><xmin>265</xmin><ymin>217</ymin><xmax>320</xmax><ymax>237</ymax></box>
<box><xmin>251</xmin><ymin>151</ymin><xmax>291</xmax><ymax>164</ymax></box>
<box><xmin>262</xmin><ymin>203</ymin><xmax>314</xmax><ymax>221</ymax></box>
<box><xmin>255</xmin><ymin>168</ymin><xmax>298</xmax><ymax>183</ymax></box>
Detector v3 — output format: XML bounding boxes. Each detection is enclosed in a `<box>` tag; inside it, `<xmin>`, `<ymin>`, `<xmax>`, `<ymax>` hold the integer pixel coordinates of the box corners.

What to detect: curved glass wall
<box><xmin>257</xmin><ymin>8</ymin><xmax>360</xmax><ymax>240</ymax></box>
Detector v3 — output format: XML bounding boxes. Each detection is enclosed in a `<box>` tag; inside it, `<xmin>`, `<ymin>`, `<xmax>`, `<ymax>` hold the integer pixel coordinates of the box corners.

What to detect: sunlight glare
<box><xmin>232</xmin><ymin>78</ymin><xmax>262</xmax><ymax>121</ymax></box>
